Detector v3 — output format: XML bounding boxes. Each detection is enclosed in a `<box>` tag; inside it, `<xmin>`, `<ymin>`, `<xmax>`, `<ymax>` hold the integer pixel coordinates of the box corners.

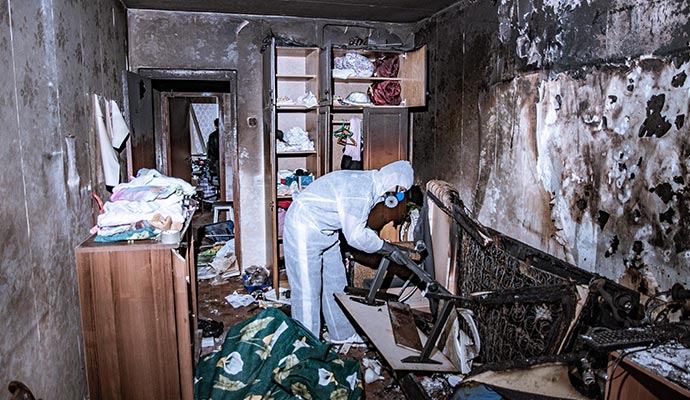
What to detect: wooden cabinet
<box><xmin>263</xmin><ymin>42</ymin><xmax>426</xmax><ymax>293</ymax></box>
<box><xmin>75</xmin><ymin>228</ymin><xmax>197</xmax><ymax>400</ymax></box>
<box><xmin>264</xmin><ymin>41</ymin><xmax>325</xmax><ymax>292</ymax></box>
<box><xmin>320</xmin><ymin>46</ymin><xmax>427</xmax><ymax>108</ymax></box>
<box><xmin>324</xmin><ymin>107</ymin><xmax>409</xmax><ymax>172</ymax></box>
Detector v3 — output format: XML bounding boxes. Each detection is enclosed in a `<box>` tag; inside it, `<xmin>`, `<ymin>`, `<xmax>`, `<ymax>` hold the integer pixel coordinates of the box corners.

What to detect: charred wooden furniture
<box><xmin>606</xmin><ymin>350</ymin><xmax>690</xmax><ymax>400</ymax></box>
<box><xmin>341</xmin><ymin>179</ymin><xmax>652</xmax><ymax>399</ymax></box>
<box><xmin>75</xmin><ymin>224</ymin><xmax>197</xmax><ymax>400</ymax></box>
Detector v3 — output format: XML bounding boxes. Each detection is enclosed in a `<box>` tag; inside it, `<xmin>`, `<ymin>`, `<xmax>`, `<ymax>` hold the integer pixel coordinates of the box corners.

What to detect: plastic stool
<box><xmin>213</xmin><ymin>201</ymin><xmax>234</xmax><ymax>223</ymax></box>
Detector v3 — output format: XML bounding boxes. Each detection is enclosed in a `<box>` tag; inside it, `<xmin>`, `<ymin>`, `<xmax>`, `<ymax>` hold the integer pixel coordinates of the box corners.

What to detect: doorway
<box><xmin>163</xmin><ymin>92</ymin><xmax>223</xmax><ymax>204</ymax></box>
<box><xmin>126</xmin><ymin>69</ymin><xmax>240</xmax><ymax>261</ymax></box>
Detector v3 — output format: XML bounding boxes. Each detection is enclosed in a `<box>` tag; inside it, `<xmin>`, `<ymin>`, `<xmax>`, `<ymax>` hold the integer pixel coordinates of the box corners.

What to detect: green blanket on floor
<box><xmin>194</xmin><ymin>307</ymin><xmax>363</xmax><ymax>400</ymax></box>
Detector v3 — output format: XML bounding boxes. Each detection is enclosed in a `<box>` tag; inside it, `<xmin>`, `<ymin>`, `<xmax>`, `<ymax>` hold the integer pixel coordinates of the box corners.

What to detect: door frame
<box><xmin>136</xmin><ymin>68</ymin><xmax>240</xmax><ymax>263</ymax></box>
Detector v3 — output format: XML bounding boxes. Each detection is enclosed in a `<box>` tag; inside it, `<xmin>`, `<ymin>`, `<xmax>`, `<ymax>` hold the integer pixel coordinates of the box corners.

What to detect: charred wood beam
<box><xmin>469</xmin><ymin>354</ymin><xmax>578</xmax><ymax>375</ymax></box>
<box><xmin>396</xmin><ymin>373</ymin><xmax>432</xmax><ymax>400</ymax></box>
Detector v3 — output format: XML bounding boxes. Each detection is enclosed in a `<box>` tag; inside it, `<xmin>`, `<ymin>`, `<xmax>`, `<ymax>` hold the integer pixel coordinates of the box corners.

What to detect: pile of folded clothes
<box><xmin>93</xmin><ymin>169</ymin><xmax>197</xmax><ymax>242</ymax></box>
<box><xmin>332</xmin><ymin>52</ymin><xmax>374</xmax><ymax>79</ymax></box>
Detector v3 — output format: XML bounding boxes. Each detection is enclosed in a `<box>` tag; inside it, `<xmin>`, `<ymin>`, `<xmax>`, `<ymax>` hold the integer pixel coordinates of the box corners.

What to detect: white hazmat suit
<box><xmin>283</xmin><ymin>160</ymin><xmax>414</xmax><ymax>341</ymax></box>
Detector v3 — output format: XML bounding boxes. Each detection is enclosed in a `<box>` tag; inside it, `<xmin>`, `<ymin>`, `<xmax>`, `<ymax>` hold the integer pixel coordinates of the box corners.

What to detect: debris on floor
<box><xmin>627</xmin><ymin>342</ymin><xmax>690</xmax><ymax>390</ymax></box>
<box><xmin>224</xmin><ymin>291</ymin><xmax>256</xmax><ymax>308</ymax></box>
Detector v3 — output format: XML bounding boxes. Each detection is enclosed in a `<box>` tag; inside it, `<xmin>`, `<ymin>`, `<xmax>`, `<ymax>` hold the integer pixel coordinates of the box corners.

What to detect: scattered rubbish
<box><xmin>259</xmin><ymin>287</ymin><xmax>291</xmax><ymax>307</ymax></box>
<box><xmin>420</xmin><ymin>374</ymin><xmax>452</xmax><ymax>399</ymax></box>
<box><xmin>362</xmin><ymin>358</ymin><xmax>384</xmax><ymax>383</ymax></box>
<box><xmin>446</xmin><ymin>374</ymin><xmax>463</xmax><ymax>387</ymax></box>
<box><xmin>242</xmin><ymin>265</ymin><xmax>272</xmax><ymax>292</ymax></box>
<box><xmin>198</xmin><ymin>318</ymin><xmax>224</xmax><ymax>338</ymax></box>
<box><xmin>197</xmin><ymin>239</ymin><xmax>239</xmax><ymax>282</ymax></box>
<box><xmin>627</xmin><ymin>341</ymin><xmax>690</xmax><ymax>390</ymax></box>
<box><xmin>225</xmin><ymin>291</ymin><xmax>256</xmax><ymax>308</ymax></box>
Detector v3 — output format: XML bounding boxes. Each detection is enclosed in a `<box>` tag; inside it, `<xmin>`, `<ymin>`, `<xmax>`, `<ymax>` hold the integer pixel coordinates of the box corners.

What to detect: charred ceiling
<box><xmin>121</xmin><ymin>0</ymin><xmax>470</xmax><ymax>23</ymax></box>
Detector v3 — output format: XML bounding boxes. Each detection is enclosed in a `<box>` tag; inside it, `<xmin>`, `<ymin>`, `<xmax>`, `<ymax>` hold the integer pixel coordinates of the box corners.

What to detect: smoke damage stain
<box><xmin>675</xmin><ymin>114</ymin><xmax>685</xmax><ymax>130</ymax></box>
<box><xmin>638</xmin><ymin>94</ymin><xmax>672</xmax><ymax>138</ymax></box>
<box><xmin>597</xmin><ymin>210</ymin><xmax>610</xmax><ymax>230</ymax></box>
<box><xmin>671</xmin><ymin>71</ymin><xmax>687</xmax><ymax>87</ymax></box>
<box><xmin>649</xmin><ymin>182</ymin><xmax>674</xmax><ymax>203</ymax></box>
<box><xmin>632</xmin><ymin>240</ymin><xmax>644</xmax><ymax>257</ymax></box>
<box><xmin>673</xmin><ymin>228</ymin><xmax>690</xmax><ymax>254</ymax></box>
<box><xmin>605</xmin><ymin>235</ymin><xmax>619</xmax><ymax>258</ymax></box>
<box><xmin>659</xmin><ymin>206</ymin><xmax>675</xmax><ymax>224</ymax></box>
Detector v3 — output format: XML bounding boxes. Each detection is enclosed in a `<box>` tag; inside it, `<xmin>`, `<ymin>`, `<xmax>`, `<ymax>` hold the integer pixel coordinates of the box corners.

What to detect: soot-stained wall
<box><xmin>127</xmin><ymin>10</ymin><xmax>414</xmax><ymax>269</ymax></box>
<box><xmin>413</xmin><ymin>0</ymin><xmax>690</xmax><ymax>292</ymax></box>
<box><xmin>1</xmin><ymin>0</ymin><xmax>128</xmax><ymax>397</ymax></box>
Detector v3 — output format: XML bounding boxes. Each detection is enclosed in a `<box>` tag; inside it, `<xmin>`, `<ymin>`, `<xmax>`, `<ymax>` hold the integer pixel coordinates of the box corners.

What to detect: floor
<box><xmin>191</xmin><ymin>208</ymin><xmax>429</xmax><ymax>400</ymax></box>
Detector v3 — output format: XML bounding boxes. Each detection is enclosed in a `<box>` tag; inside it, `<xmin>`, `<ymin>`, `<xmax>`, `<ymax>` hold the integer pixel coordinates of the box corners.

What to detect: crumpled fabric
<box><xmin>333</xmin><ymin>52</ymin><xmax>374</xmax><ymax>78</ymax></box>
<box><xmin>368</xmin><ymin>80</ymin><xmax>401</xmax><ymax>105</ymax></box>
<box><xmin>373</xmin><ymin>55</ymin><xmax>400</xmax><ymax>78</ymax></box>
<box><xmin>115</xmin><ymin>168</ymin><xmax>196</xmax><ymax>196</ymax></box>
<box><xmin>194</xmin><ymin>307</ymin><xmax>363</xmax><ymax>400</ymax></box>
<box><xmin>94</xmin><ymin>226</ymin><xmax>159</xmax><ymax>243</ymax></box>
<box><xmin>277</xmin><ymin>127</ymin><xmax>314</xmax><ymax>152</ymax></box>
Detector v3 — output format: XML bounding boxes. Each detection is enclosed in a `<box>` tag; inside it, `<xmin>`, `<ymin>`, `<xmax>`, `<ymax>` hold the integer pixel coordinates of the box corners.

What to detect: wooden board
<box><xmin>388</xmin><ymin>301</ymin><xmax>423</xmax><ymax>352</ymax></box>
<box><xmin>335</xmin><ymin>294</ymin><xmax>457</xmax><ymax>372</ymax></box>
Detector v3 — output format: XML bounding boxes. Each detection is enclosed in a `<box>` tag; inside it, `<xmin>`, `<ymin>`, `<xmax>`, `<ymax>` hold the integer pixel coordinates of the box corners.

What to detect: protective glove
<box><xmin>378</xmin><ymin>241</ymin><xmax>412</xmax><ymax>267</ymax></box>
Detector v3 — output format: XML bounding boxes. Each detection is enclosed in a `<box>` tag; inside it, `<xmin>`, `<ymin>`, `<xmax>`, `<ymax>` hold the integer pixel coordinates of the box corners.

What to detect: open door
<box><xmin>262</xmin><ymin>39</ymin><xmax>280</xmax><ymax>291</ymax></box>
<box><xmin>126</xmin><ymin>71</ymin><xmax>155</xmax><ymax>175</ymax></box>
<box><xmin>220</xmin><ymin>92</ymin><xmax>236</xmax><ymax>202</ymax></box>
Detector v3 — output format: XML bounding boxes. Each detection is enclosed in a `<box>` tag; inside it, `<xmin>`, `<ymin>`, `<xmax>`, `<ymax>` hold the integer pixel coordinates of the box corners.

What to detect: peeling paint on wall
<box><xmin>414</xmin><ymin>0</ymin><xmax>690</xmax><ymax>294</ymax></box>
<box><xmin>530</xmin><ymin>58</ymin><xmax>690</xmax><ymax>289</ymax></box>
<box><xmin>470</xmin><ymin>57</ymin><xmax>690</xmax><ymax>291</ymax></box>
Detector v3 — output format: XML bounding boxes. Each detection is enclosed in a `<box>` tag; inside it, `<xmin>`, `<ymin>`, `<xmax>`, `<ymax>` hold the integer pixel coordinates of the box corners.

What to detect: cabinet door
<box><xmin>76</xmin><ymin>247</ymin><xmax>182</xmax><ymax>400</ymax></box>
<box><xmin>399</xmin><ymin>45</ymin><xmax>427</xmax><ymax>108</ymax></box>
<box><xmin>363</xmin><ymin>107</ymin><xmax>409</xmax><ymax>170</ymax></box>
<box><xmin>172</xmin><ymin>249</ymin><xmax>194</xmax><ymax>400</ymax></box>
<box><xmin>262</xmin><ymin>39</ymin><xmax>279</xmax><ymax>278</ymax></box>
<box><xmin>318</xmin><ymin>44</ymin><xmax>332</xmax><ymax>105</ymax></box>
<box><xmin>319</xmin><ymin>106</ymin><xmax>332</xmax><ymax>173</ymax></box>
<box><xmin>363</xmin><ymin>107</ymin><xmax>409</xmax><ymax>229</ymax></box>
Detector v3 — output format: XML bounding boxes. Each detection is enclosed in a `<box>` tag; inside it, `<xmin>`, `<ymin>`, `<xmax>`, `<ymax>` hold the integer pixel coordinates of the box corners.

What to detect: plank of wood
<box><xmin>335</xmin><ymin>294</ymin><xmax>457</xmax><ymax>372</ymax></box>
<box><xmin>173</xmin><ymin>249</ymin><xmax>194</xmax><ymax>400</ymax></box>
<box><xmin>388</xmin><ymin>301</ymin><xmax>423</xmax><ymax>352</ymax></box>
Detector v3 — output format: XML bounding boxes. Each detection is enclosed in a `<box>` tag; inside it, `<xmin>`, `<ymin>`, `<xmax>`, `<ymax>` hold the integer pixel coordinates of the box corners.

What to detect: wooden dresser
<box><xmin>75</xmin><ymin>227</ymin><xmax>197</xmax><ymax>400</ymax></box>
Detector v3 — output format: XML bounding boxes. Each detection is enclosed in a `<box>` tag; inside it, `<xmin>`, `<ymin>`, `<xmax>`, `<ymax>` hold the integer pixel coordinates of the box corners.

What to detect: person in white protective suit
<box><xmin>283</xmin><ymin>160</ymin><xmax>414</xmax><ymax>343</ymax></box>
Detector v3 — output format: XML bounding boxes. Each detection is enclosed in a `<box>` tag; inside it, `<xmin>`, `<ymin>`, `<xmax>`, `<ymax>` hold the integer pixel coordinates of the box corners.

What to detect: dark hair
<box><xmin>214</xmin><ymin>118</ymin><xmax>219</xmax><ymax>127</ymax></box>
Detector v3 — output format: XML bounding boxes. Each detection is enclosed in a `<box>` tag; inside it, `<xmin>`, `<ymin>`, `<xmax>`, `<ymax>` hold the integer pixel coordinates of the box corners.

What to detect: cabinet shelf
<box><xmin>277</xmin><ymin>74</ymin><xmax>317</xmax><ymax>80</ymax></box>
<box><xmin>277</xmin><ymin>150</ymin><xmax>317</xmax><ymax>157</ymax></box>
<box><xmin>276</xmin><ymin>105</ymin><xmax>317</xmax><ymax>111</ymax></box>
<box><xmin>332</xmin><ymin>104</ymin><xmax>408</xmax><ymax>110</ymax></box>
<box><xmin>333</xmin><ymin>76</ymin><xmax>403</xmax><ymax>82</ymax></box>
<box><xmin>327</xmin><ymin>46</ymin><xmax>427</xmax><ymax>108</ymax></box>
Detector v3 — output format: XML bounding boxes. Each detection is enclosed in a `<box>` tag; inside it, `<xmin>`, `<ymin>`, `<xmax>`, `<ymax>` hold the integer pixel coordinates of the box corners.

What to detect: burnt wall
<box><xmin>127</xmin><ymin>10</ymin><xmax>415</xmax><ymax>269</ymax></box>
<box><xmin>0</xmin><ymin>0</ymin><xmax>128</xmax><ymax>397</ymax></box>
<box><xmin>413</xmin><ymin>0</ymin><xmax>690</xmax><ymax>292</ymax></box>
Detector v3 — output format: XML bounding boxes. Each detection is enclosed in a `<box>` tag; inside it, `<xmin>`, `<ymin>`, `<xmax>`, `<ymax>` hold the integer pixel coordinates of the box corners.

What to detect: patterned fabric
<box><xmin>194</xmin><ymin>308</ymin><xmax>363</xmax><ymax>400</ymax></box>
